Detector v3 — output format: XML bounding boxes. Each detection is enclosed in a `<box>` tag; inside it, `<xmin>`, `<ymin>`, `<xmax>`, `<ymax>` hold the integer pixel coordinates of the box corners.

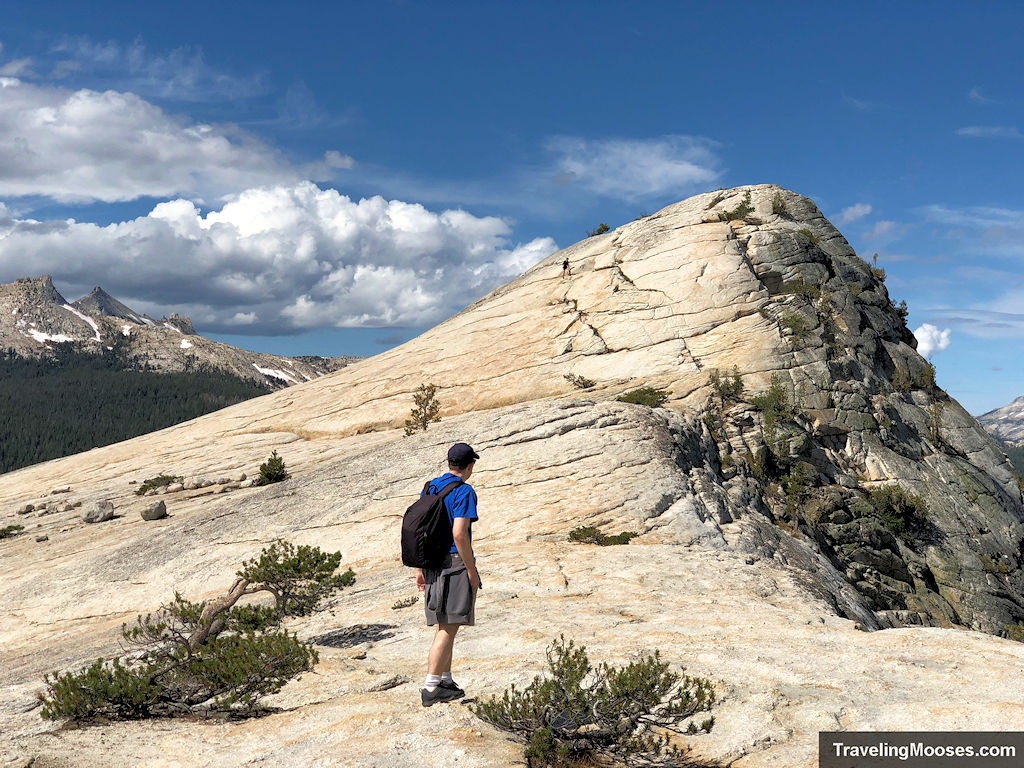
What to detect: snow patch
<box><xmin>25</xmin><ymin>328</ymin><xmax>75</xmax><ymax>344</ymax></box>
<box><xmin>60</xmin><ymin>304</ymin><xmax>102</xmax><ymax>342</ymax></box>
<box><xmin>180</xmin><ymin>339</ymin><xmax>193</xmax><ymax>349</ymax></box>
<box><xmin>163</xmin><ymin>322</ymin><xmax>183</xmax><ymax>334</ymax></box>
<box><xmin>252</xmin><ymin>363</ymin><xmax>299</xmax><ymax>385</ymax></box>
<box><xmin>121</xmin><ymin>325</ymin><xmax>132</xmax><ymax>337</ymax></box>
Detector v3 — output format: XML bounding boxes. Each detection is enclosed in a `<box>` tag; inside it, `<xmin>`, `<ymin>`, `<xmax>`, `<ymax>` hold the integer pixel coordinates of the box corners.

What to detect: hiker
<box><xmin>416</xmin><ymin>442</ymin><xmax>481</xmax><ymax>706</ymax></box>
<box><xmin>562</xmin><ymin>258</ymin><xmax>571</xmax><ymax>278</ymax></box>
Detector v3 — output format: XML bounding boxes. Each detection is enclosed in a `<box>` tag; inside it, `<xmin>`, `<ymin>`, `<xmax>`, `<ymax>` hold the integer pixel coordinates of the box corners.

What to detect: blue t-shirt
<box><xmin>423</xmin><ymin>473</ymin><xmax>478</xmax><ymax>554</ymax></box>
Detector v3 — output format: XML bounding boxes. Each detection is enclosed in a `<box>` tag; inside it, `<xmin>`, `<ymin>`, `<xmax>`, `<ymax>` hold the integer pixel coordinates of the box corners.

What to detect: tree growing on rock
<box><xmin>404</xmin><ymin>383</ymin><xmax>441</xmax><ymax>435</ymax></box>
<box><xmin>255</xmin><ymin>450</ymin><xmax>289</xmax><ymax>486</ymax></box>
<box><xmin>40</xmin><ymin>540</ymin><xmax>354</xmax><ymax>721</ymax></box>
<box><xmin>471</xmin><ymin>635</ymin><xmax>716</xmax><ymax>767</ymax></box>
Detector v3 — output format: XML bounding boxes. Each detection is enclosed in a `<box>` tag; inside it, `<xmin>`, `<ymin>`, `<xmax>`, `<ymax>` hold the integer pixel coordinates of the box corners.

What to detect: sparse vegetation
<box><xmin>783</xmin><ymin>462</ymin><xmax>813</xmax><ymax>533</ymax></box>
<box><xmin>781</xmin><ymin>280</ymin><xmax>821</xmax><ymax>300</ymax></box>
<box><xmin>568</xmin><ymin>526</ymin><xmax>637</xmax><ymax>546</ymax></box>
<box><xmin>404</xmin><ymin>383</ymin><xmax>442</xmax><ymax>435</ymax></box>
<box><xmin>617</xmin><ymin>387</ymin><xmax>669</xmax><ymax>408</ymax></box>
<box><xmin>980</xmin><ymin>554</ymin><xmax>1010</xmax><ymax>575</ymax></box>
<box><xmin>470</xmin><ymin>635</ymin><xmax>715</xmax><ymax>767</ymax></box>
<box><xmin>865</xmin><ymin>484</ymin><xmax>928</xmax><ymax>540</ymax></box>
<box><xmin>928</xmin><ymin>401</ymin><xmax>944</xmax><ymax>443</ymax></box>
<box><xmin>914</xmin><ymin>361</ymin><xmax>936</xmax><ymax>390</ymax></box>
<box><xmin>1006</xmin><ymin>624</ymin><xmax>1024</xmax><ymax>642</ymax></box>
<box><xmin>705</xmin><ymin>192</ymin><xmax>726</xmax><ymax>209</ymax></box>
<box><xmin>255</xmin><ymin>450</ymin><xmax>289</xmax><ymax>486</ymax></box>
<box><xmin>0</xmin><ymin>524</ymin><xmax>25</xmax><ymax>539</ymax></box>
<box><xmin>563</xmin><ymin>373</ymin><xmax>595</xmax><ymax>390</ymax></box>
<box><xmin>771</xmin><ymin>192</ymin><xmax>789</xmax><ymax>216</ymax></box>
<box><xmin>780</xmin><ymin>313</ymin><xmax>811</xmax><ymax>339</ymax></box>
<box><xmin>135</xmin><ymin>474</ymin><xmax>183</xmax><ymax>496</ymax></box>
<box><xmin>587</xmin><ymin>223</ymin><xmax>611</xmax><ymax>237</ymax></box>
<box><xmin>720</xmin><ymin>191</ymin><xmax>754</xmax><ymax>221</ymax></box>
<box><xmin>392</xmin><ymin>595</ymin><xmax>420</xmax><ymax>610</ymax></box>
<box><xmin>708</xmin><ymin>368</ymin><xmax>744</xmax><ymax>404</ymax></box>
<box><xmin>893</xmin><ymin>299</ymin><xmax>909</xmax><ymax>322</ymax></box>
<box><xmin>40</xmin><ymin>541</ymin><xmax>355</xmax><ymax>721</ymax></box>
<box><xmin>892</xmin><ymin>366</ymin><xmax>912</xmax><ymax>393</ymax></box>
<box><xmin>797</xmin><ymin>228</ymin><xmax>819</xmax><ymax>245</ymax></box>
<box><xmin>750</xmin><ymin>374</ymin><xmax>793</xmax><ymax>433</ymax></box>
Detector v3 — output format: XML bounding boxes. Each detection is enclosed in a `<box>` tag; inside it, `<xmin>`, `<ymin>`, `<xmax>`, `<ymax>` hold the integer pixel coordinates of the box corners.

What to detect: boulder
<box><xmin>81</xmin><ymin>501</ymin><xmax>114</xmax><ymax>524</ymax></box>
<box><xmin>15</xmin><ymin>503</ymin><xmax>33</xmax><ymax>515</ymax></box>
<box><xmin>166</xmin><ymin>483</ymin><xmax>184</xmax><ymax>493</ymax></box>
<box><xmin>49</xmin><ymin>486</ymin><xmax>70</xmax><ymax>495</ymax></box>
<box><xmin>141</xmin><ymin>501</ymin><xmax>167</xmax><ymax>521</ymax></box>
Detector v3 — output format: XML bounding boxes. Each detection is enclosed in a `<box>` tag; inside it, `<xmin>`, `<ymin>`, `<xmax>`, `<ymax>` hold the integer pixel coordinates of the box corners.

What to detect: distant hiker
<box><xmin>412</xmin><ymin>442</ymin><xmax>481</xmax><ymax>706</ymax></box>
<box><xmin>562</xmin><ymin>258</ymin><xmax>571</xmax><ymax>278</ymax></box>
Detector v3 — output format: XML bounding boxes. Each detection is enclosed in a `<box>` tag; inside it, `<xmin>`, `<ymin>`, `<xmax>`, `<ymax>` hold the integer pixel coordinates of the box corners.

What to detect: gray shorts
<box><xmin>423</xmin><ymin>553</ymin><xmax>477</xmax><ymax>626</ymax></box>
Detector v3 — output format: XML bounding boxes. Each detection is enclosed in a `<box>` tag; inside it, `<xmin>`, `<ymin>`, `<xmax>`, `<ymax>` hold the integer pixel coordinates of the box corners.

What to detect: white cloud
<box><xmin>955</xmin><ymin>125</ymin><xmax>1023</xmax><ymax>139</ymax></box>
<box><xmin>913</xmin><ymin>324</ymin><xmax>951</xmax><ymax>358</ymax></box>
<box><xmin>968</xmin><ymin>87</ymin><xmax>998</xmax><ymax>105</ymax></box>
<box><xmin>835</xmin><ymin>203</ymin><xmax>872</xmax><ymax>226</ymax></box>
<box><xmin>0</xmin><ymin>182</ymin><xmax>558</xmax><ymax>331</ymax></box>
<box><xmin>864</xmin><ymin>220</ymin><xmax>898</xmax><ymax>240</ymax></box>
<box><xmin>543</xmin><ymin>135</ymin><xmax>720</xmax><ymax>201</ymax></box>
<box><xmin>0</xmin><ymin>58</ymin><xmax>33</xmax><ymax>76</ymax></box>
<box><xmin>0</xmin><ymin>79</ymin><xmax>305</xmax><ymax>202</ymax></box>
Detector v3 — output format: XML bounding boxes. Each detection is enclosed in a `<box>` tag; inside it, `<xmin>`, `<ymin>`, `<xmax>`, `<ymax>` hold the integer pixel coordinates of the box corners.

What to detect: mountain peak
<box><xmin>72</xmin><ymin>286</ymin><xmax>149</xmax><ymax>324</ymax></box>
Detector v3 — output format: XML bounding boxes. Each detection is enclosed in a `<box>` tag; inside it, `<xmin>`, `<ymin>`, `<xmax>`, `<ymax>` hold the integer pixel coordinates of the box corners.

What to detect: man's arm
<box><xmin>452</xmin><ymin>517</ymin><xmax>480</xmax><ymax>589</ymax></box>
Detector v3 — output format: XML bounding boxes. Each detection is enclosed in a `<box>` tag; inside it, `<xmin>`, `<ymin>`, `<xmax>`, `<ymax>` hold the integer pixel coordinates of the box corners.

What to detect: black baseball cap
<box><xmin>447</xmin><ymin>442</ymin><xmax>480</xmax><ymax>465</ymax></box>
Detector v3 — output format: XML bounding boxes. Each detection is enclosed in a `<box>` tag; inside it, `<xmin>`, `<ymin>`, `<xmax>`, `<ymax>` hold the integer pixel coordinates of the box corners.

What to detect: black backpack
<box><xmin>401</xmin><ymin>479</ymin><xmax>464</xmax><ymax>568</ymax></box>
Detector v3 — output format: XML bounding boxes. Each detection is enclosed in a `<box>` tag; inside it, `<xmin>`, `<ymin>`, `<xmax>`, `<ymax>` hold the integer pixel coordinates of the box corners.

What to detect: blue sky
<box><xmin>0</xmin><ymin>1</ymin><xmax>1022</xmax><ymax>414</ymax></box>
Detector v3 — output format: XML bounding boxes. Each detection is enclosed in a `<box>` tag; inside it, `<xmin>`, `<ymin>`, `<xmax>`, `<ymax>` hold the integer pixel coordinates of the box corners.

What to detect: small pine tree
<box><xmin>404</xmin><ymin>383</ymin><xmax>441</xmax><ymax>436</ymax></box>
<box><xmin>256</xmin><ymin>450</ymin><xmax>289</xmax><ymax>486</ymax></box>
<box><xmin>587</xmin><ymin>223</ymin><xmax>611</xmax><ymax>237</ymax></box>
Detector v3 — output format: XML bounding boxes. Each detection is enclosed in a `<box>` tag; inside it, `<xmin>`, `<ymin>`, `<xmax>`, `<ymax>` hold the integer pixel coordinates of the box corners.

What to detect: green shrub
<box><xmin>404</xmin><ymin>383</ymin><xmax>441</xmax><ymax>435</ymax></box>
<box><xmin>135</xmin><ymin>474</ymin><xmax>183</xmax><ymax>496</ymax></box>
<box><xmin>470</xmin><ymin>635</ymin><xmax>715</xmax><ymax>767</ymax></box>
<box><xmin>708</xmin><ymin>367</ymin><xmax>743</xmax><ymax>403</ymax></box>
<box><xmin>720</xmin><ymin>191</ymin><xmax>754</xmax><ymax>221</ymax></box>
<box><xmin>797</xmin><ymin>228</ymin><xmax>819</xmax><ymax>244</ymax></box>
<box><xmin>780</xmin><ymin>313</ymin><xmax>811</xmax><ymax>338</ymax></box>
<box><xmin>587</xmin><ymin>223</ymin><xmax>611</xmax><ymax>237</ymax></box>
<box><xmin>871</xmin><ymin>266</ymin><xmax>887</xmax><ymax>282</ymax></box>
<box><xmin>865</xmin><ymin>485</ymin><xmax>928</xmax><ymax>540</ymax></box>
<box><xmin>914</xmin><ymin>361</ymin><xmax>936</xmax><ymax>390</ymax></box>
<box><xmin>980</xmin><ymin>554</ymin><xmax>1010</xmax><ymax>574</ymax></box>
<box><xmin>40</xmin><ymin>541</ymin><xmax>354</xmax><ymax>721</ymax></box>
<box><xmin>750</xmin><ymin>373</ymin><xmax>792</xmax><ymax>432</ymax></box>
<box><xmin>781</xmin><ymin>280</ymin><xmax>821</xmax><ymax>299</ymax></box>
<box><xmin>617</xmin><ymin>387</ymin><xmax>669</xmax><ymax>408</ymax></box>
<box><xmin>0</xmin><ymin>524</ymin><xmax>24</xmax><ymax>539</ymax></box>
<box><xmin>893</xmin><ymin>299</ymin><xmax>909</xmax><ymax>321</ymax></box>
<box><xmin>771</xmin><ymin>192</ymin><xmax>789</xmax><ymax>216</ymax></box>
<box><xmin>1006</xmin><ymin>624</ymin><xmax>1024</xmax><ymax>642</ymax></box>
<box><xmin>705</xmin><ymin>191</ymin><xmax>726</xmax><ymax>209</ymax></box>
<box><xmin>891</xmin><ymin>366</ymin><xmax>912</xmax><ymax>393</ymax></box>
<box><xmin>255</xmin><ymin>450</ymin><xmax>289</xmax><ymax>486</ymax></box>
<box><xmin>568</xmin><ymin>526</ymin><xmax>636</xmax><ymax>546</ymax></box>
<box><xmin>392</xmin><ymin>595</ymin><xmax>419</xmax><ymax>610</ymax></box>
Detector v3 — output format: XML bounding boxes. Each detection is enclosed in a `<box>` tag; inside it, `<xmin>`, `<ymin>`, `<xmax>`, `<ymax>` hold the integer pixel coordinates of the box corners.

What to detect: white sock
<box><xmin>424</xmin><ymin>674</ymin><xmax>441</xmax><ymax>692</ymax></box>
<box><xmin>441</xmin><ymin>672</ymin><xmax>453</xmax><ymax>684</ymax></box>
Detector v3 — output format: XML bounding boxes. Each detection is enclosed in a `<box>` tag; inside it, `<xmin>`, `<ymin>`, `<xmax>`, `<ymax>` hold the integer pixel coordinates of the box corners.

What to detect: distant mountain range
<box><xmin>0</xmin><ymin>275</ymin><xmax>356</xmax><ymax>386</ymax></box>
<box><xmin>978</xmin><ymin>396</ymin><xmax>1024</xmax><ymax>447</ymax></box>
<box><xmin>0</xmin><ymin>275</ymin><xmax>359</xmax><ymax>474</ymax></box>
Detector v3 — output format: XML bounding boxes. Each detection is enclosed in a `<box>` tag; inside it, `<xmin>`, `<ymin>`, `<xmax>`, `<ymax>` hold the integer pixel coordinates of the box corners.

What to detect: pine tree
<box><xmin>404</xmin><ymin>383</ymin><xmax>441</xmax><ymax>436</ymax></box>
<box><xmin>256</xmin><ymin>450</ymin><xmax>289</xmax><ymax>485</ymax></box>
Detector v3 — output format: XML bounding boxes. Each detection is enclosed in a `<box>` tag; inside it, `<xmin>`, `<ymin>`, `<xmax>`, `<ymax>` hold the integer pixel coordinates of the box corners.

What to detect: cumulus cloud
<box><xmin>543</xmin><ymin>135</ymin><xmax>720</xmax><ymax>201</ymax></box>
<box><xmin>955</xmin><ymin>125</ymin><xmax>1023</xmax><ymax>139</ymax></box>
<box><xmin>913</xmin><ymin>324</ymin><xmax>951</xmax><ymax>357</ymax></box>
<box><xmin>835</xmin><ymin>203</ymin><xmax>872</xmax><ymax>225</ymax></box>
<box><xmin>0</xmin><ymin>78</ymin><xmax>350</xmax><ymax>203</ymax></box>
<box><xmin>0</xmin><ymin>182</ymin><xmax>558</xmax><ymax>332</ymax></box>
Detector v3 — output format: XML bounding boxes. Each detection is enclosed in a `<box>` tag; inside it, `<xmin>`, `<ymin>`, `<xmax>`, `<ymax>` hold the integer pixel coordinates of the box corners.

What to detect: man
<box><xmin>417</xmin><ymin>442</ymin><xmax>482</xmax><ymax>706</ymax></box>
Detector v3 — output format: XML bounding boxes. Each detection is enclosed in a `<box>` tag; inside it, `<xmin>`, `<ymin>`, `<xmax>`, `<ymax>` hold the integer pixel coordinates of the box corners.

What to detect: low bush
<box><xmin>568</xmin><ymin>526</ymin><xmax>636</xmax><ymax>546</ymax></box>
<box><xmin>750</xmin><ymin>374</ymin><xmax>792</xmax><ymax>432</ymax></box>
<box><xmin>1006</xmin><ymin>624</ymin><xmax>1024</xmax><ymax>642</ymax></box>
<box><xmin>891</xmin><ymin>366</ymin><xmax>912</xmax><ymax>393</ymax></box>
<box><xmin>135</xmin><ymin>475</ymin><xmax>183</xmax><ymax>496</ymax></box>
<box><xmin>587</xmin><ymin>223</ymin><xmax>611</xmax><ymax>237</ymax></box>
<box><xmin>781</xmin><ymin>280</ymin><xmax>821</xmax><ymax>300</ymax></box>
<box><xmin>704</xmin><ymin>191</ymin><xmax>726</xmax><ymax>210</ymax></box>
<box><xmin>865</xmin><ymin>485</ymin><xmax>928</xmax><ymax>540</ymax></box>
<box><xmin>780</xmin><ymin>313</ymin><xmax>811</xmax><ymax>339</ymax></box>
<box><xmin>720</xmin><ymin>191</ymin><xmax>754</xmax><ymax>221</ymax></box>
<box><xmin>914</xmin><ymin>361</ymin><xmax>936</xmax><ymax>390</ymax></box>
<box><xmin>471</xmin><ymin>635</ymin><xmax>715</xmax><ymax>767</ymax></box>
<box><xmin>771</xmin><ymin>192</ymin><xmax>789</xmax><ymax>216</ymax></box>
<box><xmin>392</xmin><ymin>595</ymin><xmax>420</xmax><ymax>610</ymax></box>
<box><xmin>563</xmin><ymin>373</ymin><xmax>595</xmax><ymax>390</ymax></box>
<box><xmin>797</xmin><ymin>228</ymin><xmax>819</xmax><ymax>244</ymax></box>
<box><xmin>255</xmin><ymin>450</ymin><xmax>289</xmax><ymax>486</ymax></box>
<box><xmin>980</xmin><ymin>554</ymin><xmax>1010</xmax><ymax>574</ymax></box>
<box><xmin>0</xmin><ymin>524</ymin><xmax>24</xmax><ymax>539</ymax></box>
<box><xmin>708</xmin><ymin>368</ymin><xmax>743</xmax><ymax>403</ymax></box>
<box><xmin>40</xmin><ymin>541</ymin><xmax>354</xmax><ymax>721</ymax></box>
<box><xmin>617</xmin><ymin>387</ymin><xmax>669</xmax><ymax>407</ymax></box>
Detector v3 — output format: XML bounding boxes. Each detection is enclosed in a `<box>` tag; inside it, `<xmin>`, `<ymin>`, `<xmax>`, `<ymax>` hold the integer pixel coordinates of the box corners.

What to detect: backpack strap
<box><xmin>424</xmin><ymin>478</ymin><xmax>464</xmax><ymax>498</ymax></box>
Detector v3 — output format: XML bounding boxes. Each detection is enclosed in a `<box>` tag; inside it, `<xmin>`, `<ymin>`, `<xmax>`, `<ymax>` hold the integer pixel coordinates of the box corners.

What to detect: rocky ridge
<box><xmin>0</xmin><ymin>276</ymin><xmax>355</xmax><ymax>387</ymax></box>
<box><xmin>1</xmin><ymin>185</ymin><xmax>1022</xmax><ymax>767</ymax></box>
<box><xmin>979</xmin><ymin>395</ymin><xmax>1024</xmax><ymax>447</ymax></box>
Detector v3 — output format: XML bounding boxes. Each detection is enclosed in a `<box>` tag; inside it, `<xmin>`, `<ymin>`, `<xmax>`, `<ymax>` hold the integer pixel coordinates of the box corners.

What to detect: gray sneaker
<box><xmin>421</xmin><ymin>686</ymin><xmax>463</xmax><ymax>707</ymax></box>
<box><xmin>438</xmin><ymin>679</ymin><xmax>465</xmax><ymax>696</ymax></box>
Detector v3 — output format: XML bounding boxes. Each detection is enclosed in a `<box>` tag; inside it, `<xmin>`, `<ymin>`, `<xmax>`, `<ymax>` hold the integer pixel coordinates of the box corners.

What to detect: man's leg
<box><xmin>427</xmin><ymin>623</ymin><xmax>459</xmax><ymax>676</ymax></box>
